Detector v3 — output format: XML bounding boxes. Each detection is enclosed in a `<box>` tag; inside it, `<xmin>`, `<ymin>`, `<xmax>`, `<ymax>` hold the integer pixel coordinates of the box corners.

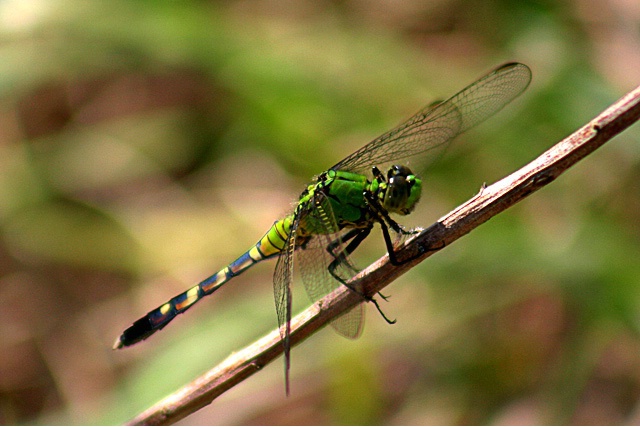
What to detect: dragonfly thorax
<box><xmin>377</xmin><ymin>165</ymin><xmax>422</xmax><ymax>216</ymax></box>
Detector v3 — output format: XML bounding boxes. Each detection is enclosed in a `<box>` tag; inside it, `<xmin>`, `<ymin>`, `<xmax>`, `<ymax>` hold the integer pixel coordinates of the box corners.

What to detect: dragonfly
<box><xmin>114</xmin><ymin>62</ymin><xmax>531</xmax><ymax>393</ymax></box>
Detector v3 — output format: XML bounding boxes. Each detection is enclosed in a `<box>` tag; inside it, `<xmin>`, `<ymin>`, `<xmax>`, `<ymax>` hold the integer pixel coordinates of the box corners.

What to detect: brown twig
<box><xmin>126</xmin><ymin>84</ymin><xmax>640</xmax><ymax>426</ymax></box>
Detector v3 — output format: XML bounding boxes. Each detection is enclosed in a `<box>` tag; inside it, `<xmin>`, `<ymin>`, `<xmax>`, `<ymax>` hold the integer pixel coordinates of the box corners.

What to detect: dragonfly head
<box><xmin>382</xmin><ymin>165</ymin><xmax>422</xmax><ymax>215</ymax></box>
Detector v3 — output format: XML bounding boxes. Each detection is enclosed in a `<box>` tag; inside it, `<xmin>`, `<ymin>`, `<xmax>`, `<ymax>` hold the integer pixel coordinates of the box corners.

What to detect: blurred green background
<box><xmin>1</xmin><ymin>0</ymin><xmax>640</xmax><ymax>425</ymax></box>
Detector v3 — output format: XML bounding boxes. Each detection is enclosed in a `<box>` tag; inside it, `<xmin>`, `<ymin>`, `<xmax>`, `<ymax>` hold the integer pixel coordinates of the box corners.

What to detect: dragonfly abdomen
<box><xmin>114</xmin><ymin>217</ymin><xmax>293</xmax><ymax>348</ymax></box>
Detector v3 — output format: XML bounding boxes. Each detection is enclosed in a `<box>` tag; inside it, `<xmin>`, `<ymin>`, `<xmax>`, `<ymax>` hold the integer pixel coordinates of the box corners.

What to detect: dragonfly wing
<box><xmin>297</xmin><ymin>192</ymin><xmax>364</xmax><ymax>339</ymax></box>
<box><xmin>298</xmin><ymin>233</ymin><xmax>364</xmax><ymax>339</ymax></box>
<box><xmin>273</xmin><ymin>213</ymin><xmax>300</xmax><ymax>394</ymax></box>
<box><xmin>331</xmin><ymin>62</ymin><xmax>532</xmax><ymax>174</ymax></box>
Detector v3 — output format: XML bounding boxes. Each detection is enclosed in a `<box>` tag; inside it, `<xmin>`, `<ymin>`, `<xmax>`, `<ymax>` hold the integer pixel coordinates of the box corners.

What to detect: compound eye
<box><xmin>385</xmin><ymin>175</ymin><xmax>410</xmax><ymax>211</ymax></box>
<box><xmin>388</xmin><ymin>164</ymin><xmax>413</xmax><ymax>179</ymax></box>
<box><xmin>387</xmin><ymin>166</ymin><xmax>398</xmax><ymax>179</ymax></box>
<box><xmin>388</xmin><ymin>174</ymin><xmax>406</xmax><ymax>189</ymax></box>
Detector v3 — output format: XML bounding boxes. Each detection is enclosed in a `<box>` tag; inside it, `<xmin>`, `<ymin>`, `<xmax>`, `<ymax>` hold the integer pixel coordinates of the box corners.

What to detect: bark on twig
<box><xmin>126</xmin><ymin>84</ymin><xmax>640</xmax><ymax>426</ymax></box>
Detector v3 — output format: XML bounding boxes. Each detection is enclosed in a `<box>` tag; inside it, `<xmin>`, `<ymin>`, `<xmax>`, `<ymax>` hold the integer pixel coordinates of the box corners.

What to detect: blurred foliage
<box><xmin>1</xmin><ymin>0</ymin><xmax>640</xmax><ymax>425</ymax></box>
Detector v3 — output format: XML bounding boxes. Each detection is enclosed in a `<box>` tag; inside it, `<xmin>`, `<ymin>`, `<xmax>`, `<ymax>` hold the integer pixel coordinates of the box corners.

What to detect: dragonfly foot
<box><xmin>400</xmin><ymin>226</ymin><xmax>423</xmax><ymax>236</ymax></box>
<box><xmin>377</xmin><ymin>291</ymin><xmax>392</xmax><ymax>302</ymax></box>
<box><xmin>369</xmin><ymin>296</ymin><xmax>396</xmax><ymax>325</ymax></box>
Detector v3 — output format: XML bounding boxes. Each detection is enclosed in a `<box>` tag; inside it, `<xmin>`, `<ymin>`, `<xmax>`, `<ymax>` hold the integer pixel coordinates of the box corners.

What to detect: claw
<box><xmin>377</xmin><ymin>291</ymin><xmax>392</xmax><ymax>302</ymax></box>
<box><xmin>369</xmin><ymin>296</ymin><xmax>396</xmax><ymax>325</ymax></box>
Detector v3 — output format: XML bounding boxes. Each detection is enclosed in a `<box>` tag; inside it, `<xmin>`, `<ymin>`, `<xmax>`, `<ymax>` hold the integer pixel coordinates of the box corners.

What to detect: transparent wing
<box><xmin>272</xmin><ymin>191</ymin><xmax>365</xmax><ymax>392</ymax></box>
<box><xmin>297</xmin><ymin>192</ymin><xmax>364</xmax><ymax>339</ymax></box>
<box><xmin>273</xmin><ymin>213</ymin><xmax>299</xmax><ymax>393</ymax></box>
<box><xmin>331</xmin><ymin>62</ymin><xmax>532</xmax><ymax>174</ymax></box>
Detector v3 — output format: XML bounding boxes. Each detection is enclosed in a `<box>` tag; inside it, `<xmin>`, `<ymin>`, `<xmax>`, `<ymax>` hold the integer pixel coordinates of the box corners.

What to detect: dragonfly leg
<box><xmin>362</xmin><ymin>190</ymin><xmax>423</xmax><ymax>265</ymax></box>
<box><xmin>326</xmin><ymin>227</ymin><xmax>371</xmax><ymax>282</ymax></box>
<box><xmin>377</xmin><ymin>291</ymin><xmax>392</xmax><ymax>301</ymax></box>
<box><xmin>369</xmin><ymin>298</ymin><xmax>396</xmax><ymax>324</ymax></box>
<box><xmin>325</xmin><ymin>227</ymin><xmax>396</xmax><ymax>325</ymax></box>
<box><xmin>371</xmin><ymin>165</ymin><xmax>385</xmax><ymax>181</ymax></box>
<box><xmin>326</xmin><ymin>228</ymin><xmax>367</xmax><ymax>265</ymax></box>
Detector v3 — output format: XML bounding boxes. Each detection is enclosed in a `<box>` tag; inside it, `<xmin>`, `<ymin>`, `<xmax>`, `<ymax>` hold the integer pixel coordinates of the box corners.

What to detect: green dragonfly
<box><xmin>115</xmin><ymin>62</ymin><xmax>531</xmax><ymax>393</ymax></box>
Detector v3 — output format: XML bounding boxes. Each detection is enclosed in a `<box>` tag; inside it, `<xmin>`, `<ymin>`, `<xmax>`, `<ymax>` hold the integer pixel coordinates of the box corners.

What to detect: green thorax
<box><xmin>296</xmin><ymin>170</ymin><xmax>372</xmax><ymax>236</ymax></box>
<box><xmin>295</xmin><ymin>166</ymin><xmax>422</xmax><ymax>237</ymax></box>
